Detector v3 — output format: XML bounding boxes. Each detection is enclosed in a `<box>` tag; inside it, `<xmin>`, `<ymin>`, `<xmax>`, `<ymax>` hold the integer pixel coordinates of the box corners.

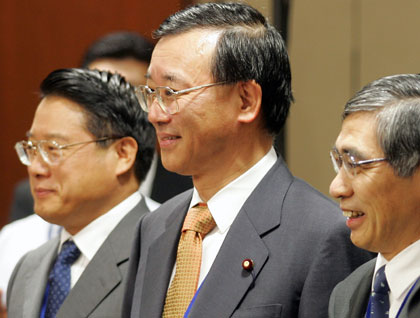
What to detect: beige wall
<box><xmin>288</xmin><ymin>0</ymin><xmax>420</xmax><ymax>196</ymax></box>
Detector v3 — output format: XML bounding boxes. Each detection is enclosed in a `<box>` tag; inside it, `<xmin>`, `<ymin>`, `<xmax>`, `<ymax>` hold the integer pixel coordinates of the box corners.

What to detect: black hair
<box><xmin>80</xmin><ymin>31</ymin><xmax>154</xmax><ymax>68</ymax></box>
<box><xmin>40</xmin><ymin>68</ymin><xmax>155</xmax><ymax>181</ymax></box>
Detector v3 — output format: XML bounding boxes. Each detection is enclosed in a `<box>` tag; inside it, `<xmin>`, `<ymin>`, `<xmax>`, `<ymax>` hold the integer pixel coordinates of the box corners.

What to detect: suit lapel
<box><xmin>24</xmin><ymin>239</ymin><xmax>59</xmax><ymax>317</ymax></box>
<box><xmin>400</xmin><ymin>275</ymin><xmax>420</xmax><ymax>317</ymax></box>
<box><xmin>348</xmin><ymin>262</ymin><xmax>374</xmax><ymax>318</ymax></box>
<box><xmin>139</xmin><ymin>197</ymin><xmax>190</xmax><ymax>317</ymax></box>
<box><xmin>190</xmin><ymin>157</ymin><xmax>293</xmax><ymax>317</ymax></box>
<box><xmin>189</xmin><ymin>211</ymin><xmax>269</xmax><ymax>317</ymax></box>
<box><xmin>58</xmin><ymin>199</ymin><xmax>149</xmax><ymax>317</ymax></box>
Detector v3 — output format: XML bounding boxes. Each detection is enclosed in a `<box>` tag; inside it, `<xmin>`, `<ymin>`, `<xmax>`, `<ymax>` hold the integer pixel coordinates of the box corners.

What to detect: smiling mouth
<box><xmin>161</xmin><ymin>136</ymin><xmax>180</xmax><ymax>141</ymax></box>
<box><xmin>343</xmin><ymin>211</ymin><xmax>365</xmax><ymax>218</ymax></box>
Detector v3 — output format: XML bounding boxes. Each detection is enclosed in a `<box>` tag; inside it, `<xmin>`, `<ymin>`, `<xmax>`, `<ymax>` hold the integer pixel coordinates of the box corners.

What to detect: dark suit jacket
<box><xmin>124</xmin><ymin>156</ymin><xmax>374</xmax><ymax>318</ymax></box>
<box><xmin>7</xmin><ymin>198</ymin><xmax>149</xmax><ymax>318</ymax></box>
<box><xmin>329</xmin><ymin>258</ymin><xmax>420</xmax><ymax>318</ymax></box>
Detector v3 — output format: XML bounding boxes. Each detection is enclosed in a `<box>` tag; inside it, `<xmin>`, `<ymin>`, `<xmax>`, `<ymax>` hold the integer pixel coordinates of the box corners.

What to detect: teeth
<box><xmin>343</xmin><ymin>211</ymin><xmax>365</xmax><ymax>218</ymax></box>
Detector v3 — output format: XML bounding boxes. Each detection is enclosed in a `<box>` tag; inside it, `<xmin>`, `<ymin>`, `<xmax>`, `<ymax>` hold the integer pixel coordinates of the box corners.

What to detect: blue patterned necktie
<box><xmin>45</xmin><ymin>240</ymin><xmax>81</xmax><ymax>318</ymax></box>
<box><xmin>368</xmin><ymin>265</ymin><xmax>390</xmax><ymax>317</ymax></box>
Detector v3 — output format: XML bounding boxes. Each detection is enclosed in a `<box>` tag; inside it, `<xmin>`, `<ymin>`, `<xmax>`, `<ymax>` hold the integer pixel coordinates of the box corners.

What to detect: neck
<box><xmin>64</xmin><ymin>180</ymin><xmax>139</xmax><ymax>235</ymax></box>
<box><xmin>193</xmin><ymin>136</ymin><xmax>272</xmax><ymax>202</ymax></box>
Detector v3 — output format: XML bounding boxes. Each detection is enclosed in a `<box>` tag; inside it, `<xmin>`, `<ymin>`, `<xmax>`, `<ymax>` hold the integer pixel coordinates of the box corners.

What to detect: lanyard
<box><xmin>366</xmin><ymin>276</ymin><xmax>420</xmax><ymax>318</ymax></box>
<box><xmin>184</xmin><ymin>280</ymin><xmax>205</xmax><ymax>318</ymax></box>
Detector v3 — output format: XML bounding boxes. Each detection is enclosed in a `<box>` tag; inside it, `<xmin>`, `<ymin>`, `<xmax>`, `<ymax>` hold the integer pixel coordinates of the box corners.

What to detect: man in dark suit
<box><xmin>7</xmin><ymin>68</ymin><xmax>156</xmax><ymax>317</ymax></box>
<box><xmin>123</xmin><ymin>3</ymin><xmax>373</xmax><ymax>318</ymax></box>
<box><xmin>328</xmin><ymin>74</ymin><xmax>420</xmax><ymax>318</ymax></box>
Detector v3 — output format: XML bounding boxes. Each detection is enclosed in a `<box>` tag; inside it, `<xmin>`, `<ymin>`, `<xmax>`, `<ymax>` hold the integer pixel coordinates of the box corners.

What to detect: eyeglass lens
<box><xmin>16</xmin><ymin>141</ymin><xmax>62</xmax><ymax>166</ymax></box>
<box><xmin>330</xmin><ymin>150</ymin><xmax>359</xmax><ymax>176</ymax></box>
<box><xmin>136</xmin><ymin>86</ymin><xmax>179</xmax><ymax>114</ymax></box>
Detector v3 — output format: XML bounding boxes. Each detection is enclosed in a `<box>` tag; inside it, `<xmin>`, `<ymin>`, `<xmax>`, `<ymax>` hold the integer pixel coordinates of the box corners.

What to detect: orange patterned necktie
<box><xmin>162</xmin><ymin>203</ymin><xmax>216</xmax><ymax>317</ymax></box>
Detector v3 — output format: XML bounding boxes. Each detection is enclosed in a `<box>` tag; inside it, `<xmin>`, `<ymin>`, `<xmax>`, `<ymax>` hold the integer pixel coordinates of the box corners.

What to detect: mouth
<box><xmin>161</xmin><ymin>136</ymin><xmax>180</xmax><ymax>141</ymax></box>
<box><xmin>158</xmin><ymin>133</ymin><xmax>181</xmax><ymax>148</ymax></box>
<box><xmin>34</xmin><ymin>187</ymin><xmax>55</xmax><ymax>198</ymax></box>
<box><xmin>342</xmin><ymin>210</ymin><xmax>365</xmax><ymax>219</ymax></box>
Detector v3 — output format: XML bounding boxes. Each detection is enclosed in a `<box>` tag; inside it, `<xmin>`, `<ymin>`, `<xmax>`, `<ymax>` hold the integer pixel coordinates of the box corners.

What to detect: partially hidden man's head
<box><xmin>81</xmin><ymin>31</ymin><xmax>154</xmax><ymax>86</ymax></box>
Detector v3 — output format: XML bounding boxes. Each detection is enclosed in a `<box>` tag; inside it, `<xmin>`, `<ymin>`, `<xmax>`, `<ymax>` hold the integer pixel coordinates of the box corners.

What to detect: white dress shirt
<box><xmin>59</xmin><ymin>191</ymin><xmax>149</xmax><ymax>287</ymax></box>
<box><xmin>0</xmin><ymin>189</ymin><xmax>159</xmax><ymax>305</ymax></box>
<box><xmin>170</xmin><ymin>147</ymin><xmax>277</xmax><ymax>287</ymax></box>
<box><xmin>373</xmin><ymin>239</ymin><xmax>420</xmax><ymax>318</ymax></box>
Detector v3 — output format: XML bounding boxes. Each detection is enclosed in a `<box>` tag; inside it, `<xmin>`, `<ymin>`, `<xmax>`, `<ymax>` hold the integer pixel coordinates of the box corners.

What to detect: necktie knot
<box><xmin>58</xmin><ymin>240</ymin><xmax>81</xmax><ymax>265</ymax></box>
<box><xmin>182</xmin><ymin>203</ymin><xmax>216</xmax><ymax>238</ymax></box>
<box><xmin>373</xmin><ymin>265</ymin><xmax>390</xmax><ymax>295</ymax></box>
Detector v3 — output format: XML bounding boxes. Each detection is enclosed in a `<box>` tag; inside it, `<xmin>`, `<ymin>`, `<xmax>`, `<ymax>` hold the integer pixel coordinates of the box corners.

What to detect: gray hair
<box><xmin>343</xmin><ymin>74</ymin><xmax>420</xmax><ymax>177</ymax></box>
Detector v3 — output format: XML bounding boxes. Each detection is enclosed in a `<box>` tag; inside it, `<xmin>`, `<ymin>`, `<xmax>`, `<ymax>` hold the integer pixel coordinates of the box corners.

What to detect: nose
<box><xmin>27</xmin><ymin>153</ymin><xmax>51</xmax><ymax>178</ymax></box>
<box><xmin>148</xmin><ymin>98</ymin><xmax>171</xmax><ymax>126</ymax></box>
<box><xmin>329</xmin><ymin>169</ymin><xmax>353</xmax><ymax>199</ymax></box>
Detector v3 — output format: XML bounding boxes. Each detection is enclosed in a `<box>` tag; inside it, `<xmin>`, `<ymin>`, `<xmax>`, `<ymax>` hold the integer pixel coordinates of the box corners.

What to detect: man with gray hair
<box><xmin>329</xmin><ymin>74</ymin><xmax>420</xmax><ymax>318</ymax></box>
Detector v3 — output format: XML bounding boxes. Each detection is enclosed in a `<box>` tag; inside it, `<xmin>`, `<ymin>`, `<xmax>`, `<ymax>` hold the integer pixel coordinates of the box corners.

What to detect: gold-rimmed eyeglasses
<box><xmin>135</xmin><ymin>82</ymin><xmax>227</xmax><ymax>115</ymax></box>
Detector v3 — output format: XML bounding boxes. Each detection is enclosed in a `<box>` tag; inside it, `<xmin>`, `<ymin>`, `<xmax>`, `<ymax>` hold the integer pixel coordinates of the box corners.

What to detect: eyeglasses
<box><xmin>329</xmin><ymin>148</ymin><xmax>387</xmax><ymax>177</ymax></box>
<box><xmin>135</xmin><ymin>82</ymin><xmax>227</xmax><ymax>115</ymax></box>
<box><xmin>15</xmin><ymin>137</ymin><xmax>118</xmax><ymax>166</ymax></box>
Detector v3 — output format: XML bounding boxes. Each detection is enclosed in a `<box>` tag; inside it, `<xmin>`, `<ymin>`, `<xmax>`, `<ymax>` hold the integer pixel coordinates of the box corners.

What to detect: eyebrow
<box><xmin>26</xmin><ymin>131</ymin><xmax>70</xmax><ymax>142</ymax></box>
<box><xmin>146</xmin><ymin>71</ymin><xmax>188</xmax><ymax>87</ymax></box>
<box><xmin>337</xmin><ymin>146</ymin><xmax>366</xmax><ymax>160</ymax></box>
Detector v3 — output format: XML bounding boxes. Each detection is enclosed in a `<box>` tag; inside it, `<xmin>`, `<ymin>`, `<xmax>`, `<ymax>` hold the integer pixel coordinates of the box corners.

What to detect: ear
<box><xmin>237</xmin><ymin>80</ymin><xmax>262</xmax><ymax>123</ymax></box>
<box><xmin>113</xmin><ymin>136</ymin><xmax>138</xmax><ymax>177</ymax></box>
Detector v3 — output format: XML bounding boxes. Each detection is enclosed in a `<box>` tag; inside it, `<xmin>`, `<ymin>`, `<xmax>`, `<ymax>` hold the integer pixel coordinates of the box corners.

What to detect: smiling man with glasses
<box><xmin>7</xmin><ymin>68</ymin><xmax>157</xmax><ymax>317</ymax></box>
<box><xmin>329</xmin><ymin>74</ymin><xmax>420</xmax><ymax>318</ymax></box>
<box><xmin>123</xmin><ymin>3</ymin><xmax>372</xmax><ymax>318</ymax></box>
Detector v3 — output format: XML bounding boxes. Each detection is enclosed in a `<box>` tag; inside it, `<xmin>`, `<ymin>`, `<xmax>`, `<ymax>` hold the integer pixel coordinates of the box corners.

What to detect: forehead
<box><xmin>29</xmin><ymin>95</ymin><xmax>89</xmax><ymax>140</ymax></box>
<box><xmin>335</xmin><ymin>112</ymin><xmax>382</xmax><ymax>156</ymax></box>
<box><xmin>148</xmin><ymin>29</ymin><xmax>222</xmax><ymax>85</ymax></box>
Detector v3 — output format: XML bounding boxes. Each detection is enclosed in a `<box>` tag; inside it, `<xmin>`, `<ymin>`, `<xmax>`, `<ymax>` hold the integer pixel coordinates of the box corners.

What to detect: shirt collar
<box><xmin>375</xmin><ymin>239</ymin><xmax>420</xmax><ymax>299</ymax></box>
<box><xmin>60</xmin><ymin>191</ymin><xmax>141</xmax><ymax>260</ymax></box>
<box><xmin>190</xmin><ymin>147</ymin><xmax>277</xmax><ymax>234</ymax></box>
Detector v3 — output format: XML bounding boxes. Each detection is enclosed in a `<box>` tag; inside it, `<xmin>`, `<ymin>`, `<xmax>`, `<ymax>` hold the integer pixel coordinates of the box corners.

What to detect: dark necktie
<box><xmin>45</xmin><ymin>240</ymin><xmax>81</xmax><ymax>318</ymax></box>
<box><xmin>368</xmin><ymin>265</ymin><xmax>390</xmax><ymax>317</ymax></box>
<box><xmin>162</xmin><ymin>203</ymin><xmax>216</xmax><ymax>317</ymax></box>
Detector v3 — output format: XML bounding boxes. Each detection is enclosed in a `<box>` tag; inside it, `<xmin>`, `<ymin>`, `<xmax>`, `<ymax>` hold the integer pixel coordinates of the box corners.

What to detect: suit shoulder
<box><xmin>143</xmin><ymin>189</ymin><xmax>192</xmax><ymax>222</ymax></box>
<box><xmin>18</xmin><ymin>238</ymin><xmax>58</xmax><ymax>263</ymax></box>
<box><xmin>288</xmin><ymin>177</ymin><xmax>340</xmax><ymax>211</ymax></box>
<box><xmin>335</xmin><ymin>258</ymin><xmax>376</xmax><ymax>290</ymax></box>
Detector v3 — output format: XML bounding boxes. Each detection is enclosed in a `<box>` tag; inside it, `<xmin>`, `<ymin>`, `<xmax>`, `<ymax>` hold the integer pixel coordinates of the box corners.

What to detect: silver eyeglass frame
<box><xmin>329</xmin><ymin>148</ymin><xmax>387</xmax><ymax>177</ymax></box>
<box><xmin>135</xmin><ymin>81</ymin><xmax>227</xmax><ymax>115</ymax></box>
